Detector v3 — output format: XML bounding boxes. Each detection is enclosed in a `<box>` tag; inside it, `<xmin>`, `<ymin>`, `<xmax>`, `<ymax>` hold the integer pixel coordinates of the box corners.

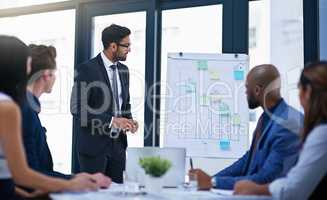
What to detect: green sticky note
<box><xmin>209</xmin><ymin>70</ymin><xmax>220</xmax><ymax>80</ymax></box>
<box><xmin>200</xmin><ymin>95</ymin><xmax>210</xmax><ymax>106</ymax></box>
<box><xmin>232</xmin><ymin>114</ymin><xmax>241</xmax><ymax>125</ymax></box>
<box><xmin>197</xmin><ymin>60</ymin><xmax>208</xmax><ymax>70</ymax></box>
<box><xmin>219</xmin><ymin>102</ymin><xmax>229</xmax><ymax>112</ymax></box>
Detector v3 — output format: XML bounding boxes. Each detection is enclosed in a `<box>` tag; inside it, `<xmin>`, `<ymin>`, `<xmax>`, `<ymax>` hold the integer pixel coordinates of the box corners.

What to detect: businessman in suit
<box><xmin>71</xmin><ymin>24</ymin><xmax>138</xmax><ymax>183</ymax></box>
<box><xmin>189</xmin><ymin>64</ymin><xmax>303</xmax><ymax>190</ymax></box>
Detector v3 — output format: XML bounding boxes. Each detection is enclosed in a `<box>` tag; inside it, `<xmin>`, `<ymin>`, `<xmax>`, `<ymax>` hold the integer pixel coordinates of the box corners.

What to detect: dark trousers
<box><xmin>78</xmin><ymin>139</ymin><xmax>126</xmax><ymax>183</ymax></box>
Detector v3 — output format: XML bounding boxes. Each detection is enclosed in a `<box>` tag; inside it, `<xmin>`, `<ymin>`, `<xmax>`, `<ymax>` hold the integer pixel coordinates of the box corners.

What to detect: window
<box><xmin>249</xmin><ymin>0</ymin><xmax>304</xmax><ymax>139</ymax></box>
<box><xmin>0</xmin><ymin>9</ymin><xmax>75</xmax><ymax>173</ymax></box>
<box><xmin>160</xmin><ymin>5</ymin><xmax>223</xmax><ymax>146</ymax></box>
<box><xmin>248</xmin><ymin>0</ymin><xmax>268</xmax><ymax>138</ymax></box>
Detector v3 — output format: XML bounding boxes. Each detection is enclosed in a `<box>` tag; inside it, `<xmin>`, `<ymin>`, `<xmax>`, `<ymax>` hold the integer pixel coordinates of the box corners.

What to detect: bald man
<box><xmin>190</xmin><ymin>64</ymin><xmax>303</xmax><ymax>190</ymax></box>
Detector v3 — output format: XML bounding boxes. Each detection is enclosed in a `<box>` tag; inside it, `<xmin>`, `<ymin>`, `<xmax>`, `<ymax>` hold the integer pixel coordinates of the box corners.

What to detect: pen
<box><xmin>190</xmin><ymin>157</ymin><xmax>193</xmax><ymax>170</ymax></box>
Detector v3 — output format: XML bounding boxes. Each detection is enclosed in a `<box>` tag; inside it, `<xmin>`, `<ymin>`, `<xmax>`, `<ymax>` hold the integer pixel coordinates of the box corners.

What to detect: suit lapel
<box><xmin>95</xmin><ymin>54</ymin><xmax>115</xmax><ymax>106</ymax></box>
<box><xmin>95</xmin><ymin>56</ymin><xmax>128</xmax><ymax>109</ymax></box>
<box><xmin>96</xmin><ymin>54</ymin><xmax>111</xmax><ymax>86</ymax></box>
<box><xmin>256</xmin><ymin>118</ymin><xmax>273</xmax><ymax>147</ymax></box>
<box><xmin>243</xmin><ymin>131</ymin><xmax>258</xmax><ymax>174</ymax></box>
<box><xmin>256</xmin><ymin>100</ymin><xmax>286</xmax><ymax>148</ymax></box>
<box><xmin>117</xmin><ymin>62</ymin><xmax>127</xmax><ymax>102</ymax></box>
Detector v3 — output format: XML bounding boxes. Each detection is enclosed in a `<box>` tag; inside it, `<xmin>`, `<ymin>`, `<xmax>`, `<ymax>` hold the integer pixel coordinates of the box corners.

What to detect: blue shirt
<box><xmin>20</xmin><ymin>91</ymin><xmax>71</xmax><ymax>180</ymax></box>
<box><xmin>269</xmin><ymin>124</ymin><xmax>327</xmax><ymax>200</ymax></box>
<box><xmin>261</xmin><ymin>98</ymin><xmax>283</xmax><ymax>134</ymax></box>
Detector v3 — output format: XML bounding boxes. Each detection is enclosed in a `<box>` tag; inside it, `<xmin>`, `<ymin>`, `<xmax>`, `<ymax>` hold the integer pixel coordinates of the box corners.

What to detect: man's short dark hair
<box><xmin>102</xmin><ymin>24</ymin><xmax>131</xmax><ymax>49</ymax></box>
<box><xmin>28</xmin><ymin>44</ymin><xmax>56</xmax><ymax>80</ymax></box>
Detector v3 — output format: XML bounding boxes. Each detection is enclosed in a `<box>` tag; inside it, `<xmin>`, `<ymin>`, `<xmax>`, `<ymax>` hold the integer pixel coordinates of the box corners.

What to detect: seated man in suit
<box><xmin>190</xmin><ymin>64</ymin><xmax>303</xmax><ymax>190</ymax></box>
<box><xmin>21</xmin><ymin>44</ymin><xmax>111</xmax><ymax>188</ymax></box>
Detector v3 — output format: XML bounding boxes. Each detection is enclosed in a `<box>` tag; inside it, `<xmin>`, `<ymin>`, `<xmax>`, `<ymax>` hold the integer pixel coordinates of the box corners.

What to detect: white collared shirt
<box><xmin>100</xmin><ymin>51</ymin><xmax>123</xmax><ymax>110</ymax></box>
<box><xmin>269</xmin><ymin>124</ymin><xmax>327</xmax><ymax>200</ymax></box>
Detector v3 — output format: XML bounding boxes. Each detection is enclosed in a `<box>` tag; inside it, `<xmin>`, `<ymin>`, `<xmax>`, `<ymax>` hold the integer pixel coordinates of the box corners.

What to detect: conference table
<box><xmin>50</xmin><ymin>183</ymin><xmax>273</xmax><ymax>200</ymax></box>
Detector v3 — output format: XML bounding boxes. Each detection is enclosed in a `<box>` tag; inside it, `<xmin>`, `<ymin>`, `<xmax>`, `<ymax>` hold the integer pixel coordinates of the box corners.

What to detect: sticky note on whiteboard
<box><xmin>234</xmin><ymin>70</ymin><xmax>244</xmax><ymax>80</ymax></box>
<box><xmin>197</xmin><ymin>60</ymin><xmax>208</xmax><ymax>70</ymax></box>
<box><xmin>209</xmin><ymin>70</ymin><xmax>220</xmax><ymax>80</ymax></box>
<box><xmin>219</xmin><ymin>139</ymin><xmax>231</xmax><ymax>151</ymax></box>
<box><xmin>234</xmin><ymin>63</ymin><xmax>245</xmax><ymax>80</ymax></box>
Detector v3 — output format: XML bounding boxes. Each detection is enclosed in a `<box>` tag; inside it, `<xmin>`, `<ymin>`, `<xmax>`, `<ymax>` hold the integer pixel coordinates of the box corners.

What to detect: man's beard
<box><xmin>247</xmin><ymin>96</ymin><xmax>259</xmax><ymax>109</ymax></box>
<box><xmin>114</xmin><ymin>53</ymin><xmax>127</xmax><ymax>62</ymax></box>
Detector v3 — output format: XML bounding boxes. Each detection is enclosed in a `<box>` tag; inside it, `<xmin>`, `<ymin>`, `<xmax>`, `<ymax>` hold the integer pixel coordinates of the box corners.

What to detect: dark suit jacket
<box><xmin>71</xmin><ymin>54</ymin><xmax>132</xmax><ymax>157</ymax></box>
<box><xmin>213</xmin><ymin>99</ymin><xmax>303</xmax><ymax>189</ymax></box>
<box><xmin>21</xmin><ymin>92</ymin><xmax>71</xmax><ymax>179</ymax></box>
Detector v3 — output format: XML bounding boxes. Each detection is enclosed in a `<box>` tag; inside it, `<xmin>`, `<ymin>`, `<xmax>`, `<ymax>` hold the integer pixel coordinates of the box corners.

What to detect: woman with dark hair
<box><xmin>0</xmin><ymin>36</ymin><xmax>30</xmax><ymax>104</ymax></box>
<box><xmin>234</xmin><ymin>61</ymin><xmax>327</xmax><ymax>200</ymax></box>
<box><xmin>0</xmin><ymin>35</ymin><xmax>99</xmax><ymax>199</ymax></box>
<box><xmin>21</xmin><ymin>44</ymin><xmax>111</xmax><ymax>186</ymax></box>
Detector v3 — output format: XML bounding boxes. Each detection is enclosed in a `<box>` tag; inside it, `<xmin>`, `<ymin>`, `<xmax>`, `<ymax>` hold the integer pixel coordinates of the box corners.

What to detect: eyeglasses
<box><xmin>118</xmin><ymin>43</ymin><xmax>131</xmax><ymax>48</ymax></box>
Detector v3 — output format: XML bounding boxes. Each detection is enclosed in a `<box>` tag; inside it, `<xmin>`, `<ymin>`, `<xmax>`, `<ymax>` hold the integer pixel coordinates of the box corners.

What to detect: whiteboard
<box><xmin>163</xmin><ymin>53</ymin><xmax>249</xmax><ymax>158</ymax></box>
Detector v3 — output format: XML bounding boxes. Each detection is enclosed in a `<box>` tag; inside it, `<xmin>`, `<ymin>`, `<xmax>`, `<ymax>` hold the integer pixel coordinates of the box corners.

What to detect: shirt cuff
<box><xmin>269</xmin><ymin>179</ymin><xmax>283</xmax><ymax>199</ymax></box>
<box><xmin>211</xmin><ymin>176</ymin><xmax>217</xmax><ymax>188</ymax></box>
<box><xmin>109</xmin><ymin>117</ymin><xmax>114</xmax><ymax>128</ymax></box>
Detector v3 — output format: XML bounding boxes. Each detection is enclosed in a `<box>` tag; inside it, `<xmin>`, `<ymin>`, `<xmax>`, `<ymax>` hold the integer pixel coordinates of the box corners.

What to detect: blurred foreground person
<box><xmin>0</xmin><ymin>35</ymin><xmax>99</xmax><ymax>199</ymax></box>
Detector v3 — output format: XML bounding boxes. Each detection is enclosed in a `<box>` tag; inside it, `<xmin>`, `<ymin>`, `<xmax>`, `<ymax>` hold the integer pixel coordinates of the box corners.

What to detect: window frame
<box><xmin>0</xmin><ymin>0</ymin><xmax>264</xmax><ymax>173</ymax></box>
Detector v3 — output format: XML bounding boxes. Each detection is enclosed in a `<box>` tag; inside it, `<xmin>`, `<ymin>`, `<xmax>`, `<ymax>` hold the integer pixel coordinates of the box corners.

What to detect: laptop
<box><xmin>126</xmin><ymin>147</ymin><xmax>186</xmax><ymax>187</ymax></box>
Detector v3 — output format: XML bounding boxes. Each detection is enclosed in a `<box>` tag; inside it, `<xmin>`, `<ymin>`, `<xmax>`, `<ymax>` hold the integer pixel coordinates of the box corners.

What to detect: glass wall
<box><xmin>248</xmin><ymin>0</ymin><xmax>269</xmax><ymax>139</ymax></box>
<box><xmin>160</xmin><ymin>5</ymin><xmax>223</xmax><ymax>147</ymax></box>
<box><xmin>0</xmin><ymin>9</ymin><xmax>75</xmax><ymax>174</ymax></box>
<box><xmin>249</xmin><ymin>0</ymin><xmax>304</xmax><ymax>139</ymax></box>
<box><xmin>1</xmin><ymin>0</ymin><xmax>301</xmax><ymax>174</ymax></box>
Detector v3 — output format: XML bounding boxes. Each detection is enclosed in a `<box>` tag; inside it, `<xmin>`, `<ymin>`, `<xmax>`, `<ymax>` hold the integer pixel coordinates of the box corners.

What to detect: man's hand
<box><xmin>189</xmin><ymin>169</ymin><xmax>212</xmax><ymax>190</ymax></box>
<box><xmin>90</xmin><ymin>173</ymin><xmax>112</xmax><ymax>189</ymax></box>
<box><xmin>67</xmin><ymin>175</ymin><xmax>98</xmax><ymax>192</ymax></box>
<box><xmin>76</xmin><ymin>172</ymin><xmax>112</xmax><ymax>189</ymax></box>
<box><xmin>130</xmin><ymin>120</ymin><xmax>139</xmax><ymax>133</ymax></box>
<box><xmin>112</xmin><ymin>117</ymin><xmax>136</xmax><ymax>131</ymax></box>
<box><xmin>234</xmin><ymin>180</ymin><xmax>271</xmax><ymax>195</ymax></box>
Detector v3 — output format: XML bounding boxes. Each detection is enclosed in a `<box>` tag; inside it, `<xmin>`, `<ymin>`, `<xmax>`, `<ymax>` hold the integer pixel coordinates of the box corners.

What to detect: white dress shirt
<box><xmin>100</xmin><ymin>51</ymin><xmax>123</xmax><ymax>110</ymax></box>
<box><xmin>269</xmin><ymin>124</ymin><xmax>327</xmax><ymax>200</ymax></box>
